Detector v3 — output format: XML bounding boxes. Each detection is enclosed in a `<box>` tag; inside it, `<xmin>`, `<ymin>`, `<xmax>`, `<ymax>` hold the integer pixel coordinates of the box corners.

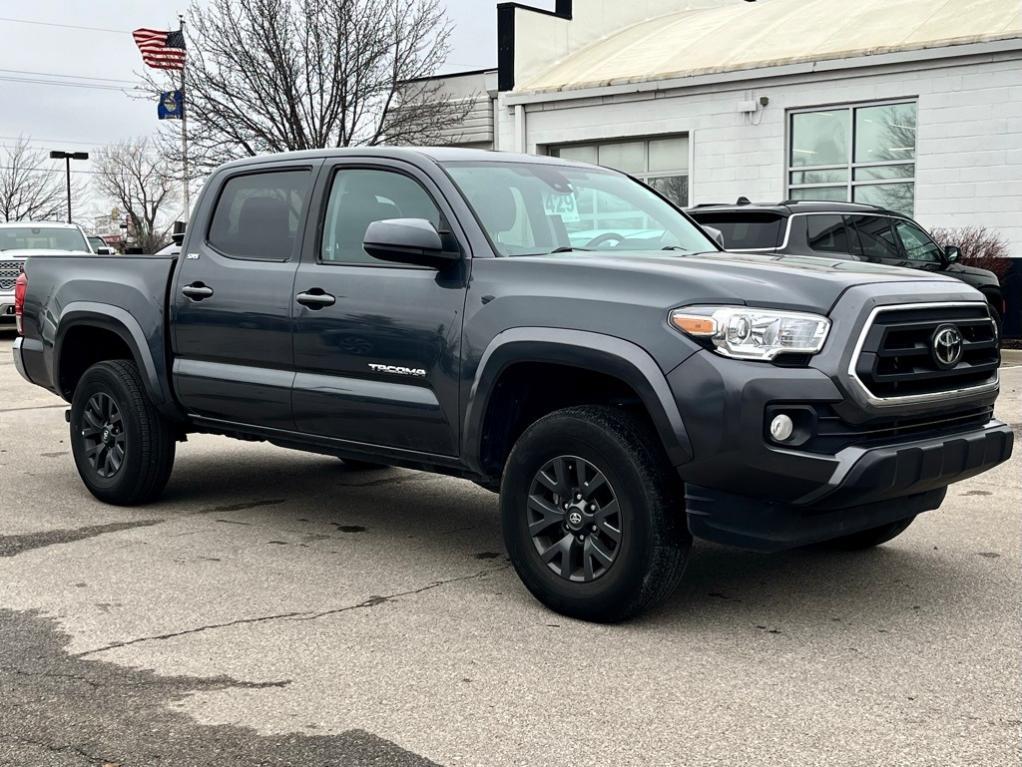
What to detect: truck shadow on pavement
<box><xmin>0</xmin><ymin>608</ymin><xmax>442</xmax><ymax>767</ymax></box>
<box><xmin>150</xmin><ymin>450</ymin><xmax>983</xmax><ymax>632</ymax></box>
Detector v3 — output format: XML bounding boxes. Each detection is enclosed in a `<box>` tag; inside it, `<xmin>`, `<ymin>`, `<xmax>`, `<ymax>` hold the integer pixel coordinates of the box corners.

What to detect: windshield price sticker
<box><xmin>544</xmin><ymin>193</ymin><xmax>580</xmax><ymax>223</ymax></box>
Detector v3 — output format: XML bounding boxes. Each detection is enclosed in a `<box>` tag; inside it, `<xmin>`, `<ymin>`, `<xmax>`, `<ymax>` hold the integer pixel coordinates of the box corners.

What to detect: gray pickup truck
<box><xmin>12</xmin><ymin>148</ymin><xmax>1013</xmax><ymax>621</ymax></box>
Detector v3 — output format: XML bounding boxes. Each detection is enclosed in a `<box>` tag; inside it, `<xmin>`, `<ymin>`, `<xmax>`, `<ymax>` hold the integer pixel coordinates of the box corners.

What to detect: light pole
<box><xmin>49</xmin><ymin>150</ymin><xmax>89</xmax><ymax>224</ymax></box>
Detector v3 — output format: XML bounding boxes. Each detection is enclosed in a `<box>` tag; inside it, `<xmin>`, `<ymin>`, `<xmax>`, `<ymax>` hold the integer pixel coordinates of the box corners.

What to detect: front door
<box><xmin>291</xmin><ymin>160</ymin><xmax>469</xmax><ymax>457</ymax></box>
<box><xmin>848</xmin><ymin>214</ymin><xmax>911</xmax><ymax>269</ymax></box>
<box><xmin>171</xmin><ymin>164</ymin><xmax>317</xmax><ymax>429</ymax></box>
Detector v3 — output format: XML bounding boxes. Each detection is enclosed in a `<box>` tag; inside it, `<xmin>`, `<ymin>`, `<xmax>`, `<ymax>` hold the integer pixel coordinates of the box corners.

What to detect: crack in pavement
<box><xmin>75</xmin><ymin>564</ymin><xmax>509</xmax><ymax>658</ymax></box>
<box><xmin>1</xmin><ymin>734</ymin><xmax>113</xmax><ymax>765</ymax></box>
<box><xmin>0</xmin><ymin>403</ymin><xmax>67</xmax><ymax>413</ymax></box>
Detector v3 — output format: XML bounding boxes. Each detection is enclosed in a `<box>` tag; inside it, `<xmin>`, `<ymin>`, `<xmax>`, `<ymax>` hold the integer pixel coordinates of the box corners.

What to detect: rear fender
<box><xmin>53</xmin><ymin>303</ymin><xmax>180</xmax><ymax>418</ymax></box>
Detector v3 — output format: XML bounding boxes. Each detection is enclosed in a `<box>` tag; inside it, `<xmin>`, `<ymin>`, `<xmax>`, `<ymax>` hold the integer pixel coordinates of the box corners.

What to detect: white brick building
<box><xmin>440</xmin><ymin>0</ymin><xmax>1022</xmax><ymax>253</ymax></box>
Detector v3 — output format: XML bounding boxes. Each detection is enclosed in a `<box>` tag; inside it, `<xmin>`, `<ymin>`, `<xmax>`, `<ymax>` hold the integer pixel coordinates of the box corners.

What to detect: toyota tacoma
<box><xmin>12</xmin><ymin>149</ymin><xmax>1013</xmax><ymax>621</ymax></box>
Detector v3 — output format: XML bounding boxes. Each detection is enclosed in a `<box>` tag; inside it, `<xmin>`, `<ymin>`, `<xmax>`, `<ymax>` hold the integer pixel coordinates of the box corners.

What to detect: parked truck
<box><xmin>12</xmin><ymin>149</ymin><xmax>1013</xmax><ymax>621</ymax></box>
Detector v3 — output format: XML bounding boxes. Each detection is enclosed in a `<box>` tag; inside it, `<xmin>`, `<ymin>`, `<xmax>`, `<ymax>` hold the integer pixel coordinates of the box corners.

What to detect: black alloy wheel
<box><xmin>528</xmin><ymin>455</ymin><xmax>622</xmax><ymax>582</ymax></box>
<box><xmin>80</xmin><ymin>392</ymin><xmax>126</xmax><ymax>478</ymax></box>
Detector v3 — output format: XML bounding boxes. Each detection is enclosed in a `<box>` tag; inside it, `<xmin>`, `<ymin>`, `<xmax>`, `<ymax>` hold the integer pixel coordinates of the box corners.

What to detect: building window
<box><xmin>788</xmin><ymin>101</ymin><xmax>917</xmax><ymax>216</ymax></box>
<box><xmin>549</xmin><ymin>135</ymin><xmax>689</xmax><ymax>206</ymax></box>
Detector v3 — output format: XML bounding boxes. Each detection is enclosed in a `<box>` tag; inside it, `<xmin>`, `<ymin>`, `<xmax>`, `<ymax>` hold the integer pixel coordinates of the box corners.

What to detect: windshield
<box><xmin>443</xmin><ymin>161</ymin><xmax>717</xmax><ymax>257</ymax></box>
<box><xmin>0</xmin><ymin>226</ymin><xmax>88</xmax><ymax>252</ymax></box>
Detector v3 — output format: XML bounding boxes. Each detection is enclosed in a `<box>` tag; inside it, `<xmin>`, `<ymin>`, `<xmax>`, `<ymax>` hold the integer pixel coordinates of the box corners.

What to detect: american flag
<box><xmin>132</xmin><ymin>28</ymin><xmax>186</xmax><ymax>70</ymax></box>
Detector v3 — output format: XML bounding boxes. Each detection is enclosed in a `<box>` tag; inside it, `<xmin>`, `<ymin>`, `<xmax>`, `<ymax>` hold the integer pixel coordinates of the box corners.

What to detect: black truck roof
<box><xmin>687</xmin><ymin>199</ymin><xmax>895</xmax><ymax>217</ymax></box>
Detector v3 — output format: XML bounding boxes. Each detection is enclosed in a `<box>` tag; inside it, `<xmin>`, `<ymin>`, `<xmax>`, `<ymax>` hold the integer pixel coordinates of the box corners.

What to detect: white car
<box><xmin>0</xmin><ymin>222</ymin><xmax>93</xmax><ymax>323</ymax></box>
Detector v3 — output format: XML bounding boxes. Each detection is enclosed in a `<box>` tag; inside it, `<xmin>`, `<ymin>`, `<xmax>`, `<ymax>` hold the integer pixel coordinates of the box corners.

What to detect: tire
<box><xmin>820</xmin><ymin>516</ymin><xmax>916</xmax><ymax>551</ymax></box>
<box><xmin>500</xmin><ymin>405</ymin><xmax>690</xmax><ymax>622</ymax></box>
<box><xmin>69</xmin><ymin>360</ymin><xmax>176</xmax><ymax>506</ymax></box>
<box><xmin>989</xmin><ymin>303</ymin><xmax>1004</xmax><ymax>338</ymax></box>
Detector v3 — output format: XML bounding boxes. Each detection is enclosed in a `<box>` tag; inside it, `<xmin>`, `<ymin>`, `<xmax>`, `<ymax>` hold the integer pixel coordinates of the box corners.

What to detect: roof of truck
<box><xmin>215</xmin><ymin>147</ymin><xmax>578</xmax><ymax>171</ymax></box>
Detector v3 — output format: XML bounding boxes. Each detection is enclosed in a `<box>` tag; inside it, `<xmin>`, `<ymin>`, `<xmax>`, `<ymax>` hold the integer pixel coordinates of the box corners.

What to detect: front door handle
<box><xmin>296</xmin><ymin>289</ymin><xmax>336</xmax><ymax>309</ymax></box>
<box><xmin>181</xmin><ymin>283</ymin><xmax>214</xmax><ymax>300</ymax></box>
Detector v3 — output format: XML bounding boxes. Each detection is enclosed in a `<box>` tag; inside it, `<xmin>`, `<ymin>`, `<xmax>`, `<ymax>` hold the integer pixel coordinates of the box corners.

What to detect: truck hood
<box><xmin>529</xmin><ymin>250</ymin><xmax>962</xmax><ymax>314</ymax></box>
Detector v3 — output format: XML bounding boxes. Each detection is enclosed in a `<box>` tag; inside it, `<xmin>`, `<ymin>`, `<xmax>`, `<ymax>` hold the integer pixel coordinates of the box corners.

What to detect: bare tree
<box><xmin>93</xmin><ymin>140</ymin><xmax>178</xmax><ymax>253</ymax></box>
<box><xmin>0</xmin><ymin>137</ymin><xmax>81</xmax><ymax>222</ymax></box>
<box><xmin>930</xmin><ymin>225</ymin><xmax>1011</xmax><ymax>280</ymax></box>
<box><xmin>147</xmin><ymin>0</ymin><xmax>470</xmax><ymax>173</ymax></box>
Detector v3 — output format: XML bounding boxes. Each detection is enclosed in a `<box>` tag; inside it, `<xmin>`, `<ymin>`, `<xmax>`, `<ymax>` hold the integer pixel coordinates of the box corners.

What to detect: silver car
<box><xmin>0</xmin><ymin>222</ymin><xmax>93</xmax><ymax>323</ymax></box>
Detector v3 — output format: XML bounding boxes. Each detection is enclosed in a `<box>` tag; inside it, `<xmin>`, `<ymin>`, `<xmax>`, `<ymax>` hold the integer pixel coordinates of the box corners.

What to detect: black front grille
<box><xmin>854</xmin><ymin>304</ymin><xmax>999</xmax><ymax>400</ymax></box>
<box><xmin>0</xmin><ymin>260</ymin><xmax>22</xmax><ymax>291</ymax></box>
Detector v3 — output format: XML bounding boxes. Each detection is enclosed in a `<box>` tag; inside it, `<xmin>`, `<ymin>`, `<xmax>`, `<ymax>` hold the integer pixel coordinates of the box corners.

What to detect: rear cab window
<box><xmin>687</xmin><ymin>212</ymin><xmax>786</xmax><ymax>250</ymax></box>
<box><xmin>207</xmin><ymin>169</ymin><xmax>312</xmax><ymax>261</ymax></box>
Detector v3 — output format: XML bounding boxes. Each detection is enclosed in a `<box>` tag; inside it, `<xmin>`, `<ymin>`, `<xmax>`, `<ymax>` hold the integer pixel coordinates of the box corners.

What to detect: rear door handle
<box><xmin>181</xmin><ymin>283</ymin><xmax>214</xmax><ymax>300</ymax></box>
<box><xmin>296</xmin><ymin>289</ymin><xmax>336</xmax><ymax>309</ymax></box>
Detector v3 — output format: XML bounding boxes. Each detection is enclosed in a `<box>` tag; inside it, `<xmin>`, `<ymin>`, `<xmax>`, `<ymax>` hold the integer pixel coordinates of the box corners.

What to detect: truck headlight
<box><xmin>670</xmin><ymin>306</ymin><xmax>830</xmax><ymax>361</ymax></box>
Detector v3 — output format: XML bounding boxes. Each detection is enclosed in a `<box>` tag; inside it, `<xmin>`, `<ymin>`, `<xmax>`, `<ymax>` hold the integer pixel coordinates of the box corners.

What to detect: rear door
<box><xmin>171</xmin><ymin>163</ymin><xmax>317</xmax><ymax>429</ymax></box>
<box><xmin>290</xmin><ymin>158</ymin><xmax>469</xmax><ymax>457</ymax></box>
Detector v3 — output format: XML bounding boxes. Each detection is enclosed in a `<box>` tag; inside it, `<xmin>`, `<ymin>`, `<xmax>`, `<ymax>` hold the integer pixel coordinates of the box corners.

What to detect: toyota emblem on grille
<box><xmin>931</xmin><ymin>325</ymin><xmax>963</xmax><ymax>369</ymax></box>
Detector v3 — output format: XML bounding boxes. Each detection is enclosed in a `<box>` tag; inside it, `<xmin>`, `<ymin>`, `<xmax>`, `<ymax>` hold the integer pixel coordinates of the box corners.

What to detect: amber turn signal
<box><xmin>670</xmin><ymin>314</ymin><xmax>716</xmax><ymax>336</ymax></box>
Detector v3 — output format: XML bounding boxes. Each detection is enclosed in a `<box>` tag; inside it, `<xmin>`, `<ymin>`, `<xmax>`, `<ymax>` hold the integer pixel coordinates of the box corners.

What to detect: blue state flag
<box><xmin>157</xmin><ymin>89</ymin><xmax>184</xmax><ymax>120</ymax></box>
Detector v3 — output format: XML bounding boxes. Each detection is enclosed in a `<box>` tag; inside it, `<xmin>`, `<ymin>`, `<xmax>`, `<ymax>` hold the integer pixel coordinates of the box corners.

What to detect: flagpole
<box><xmin>179</xmin><ymin>13</ymin><xmax>190</xmax><ymax>220</ymax></box>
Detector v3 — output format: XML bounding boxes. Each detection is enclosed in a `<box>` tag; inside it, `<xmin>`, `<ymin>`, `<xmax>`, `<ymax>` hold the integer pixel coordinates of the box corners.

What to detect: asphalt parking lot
<box><xmin>1</xmin><ymin>329</ymin><xmax>1019</xmax><ymax>767</ymax></box>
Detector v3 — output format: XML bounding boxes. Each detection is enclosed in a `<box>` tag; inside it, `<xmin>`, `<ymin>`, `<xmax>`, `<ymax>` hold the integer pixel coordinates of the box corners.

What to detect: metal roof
<box><xmin>516</xmin><ymin>0</ymin><xmax>1022</xmax><ymax>94</ymax></box>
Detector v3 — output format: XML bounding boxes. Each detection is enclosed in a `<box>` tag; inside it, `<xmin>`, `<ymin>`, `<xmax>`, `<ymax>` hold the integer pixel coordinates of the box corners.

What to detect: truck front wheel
<box><xmin>69</xmin><ymin>360</ymin><xmax>176</xmax><ymax>506</ymax></box>
<box><xmin>500</xmin><ymin>406</ymin><xmax>690</xmax><ymax>622</ymax></box>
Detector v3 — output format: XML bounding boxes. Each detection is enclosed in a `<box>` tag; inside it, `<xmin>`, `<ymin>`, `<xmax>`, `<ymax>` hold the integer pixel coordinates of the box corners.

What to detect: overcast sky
<box><xmin>0</xmin><ymin>0</ymin><xmax>554</xmax><ymax>214</ymax></box>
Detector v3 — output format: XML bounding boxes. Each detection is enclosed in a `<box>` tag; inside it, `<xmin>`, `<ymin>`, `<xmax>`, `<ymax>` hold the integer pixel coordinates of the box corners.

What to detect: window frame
<box><xmin>548</xmin><ymin>134</ymin><xmax>691</xmax><ymax>206</ymax></box>
<box><xmin>204</xmin><ymin>165</ymin><xmax>316</xmax><ymax>262</ymax></box>
<box><xmin>313</xmin><ymin>161</ymin><xmax>462</xmax><ymax>269</ymax></box>
<box><xmin>786</xmin><ymin>99</ymin><xmax>917</xmax><ymax>213</ymax></box>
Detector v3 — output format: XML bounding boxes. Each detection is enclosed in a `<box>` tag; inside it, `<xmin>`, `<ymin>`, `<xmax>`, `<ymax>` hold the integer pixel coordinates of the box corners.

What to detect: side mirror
<box><xmin>97</xmin><ymin>247</ymin><xmax>114</xmax><ymax>255</ymax></box>
<box><xmin>363</xmin><ymin>218</ymin><xmax>459</xmax><ymax>267</ymax></box>
<box><xmin>702</xmin><ymin>225</ymin><xmax>726</xmax><ymax>249</ymax></box>
<box><xmin>944</xmin><ymin>245</ymin><xmax>961</xmax><ymax>264</ymax></box>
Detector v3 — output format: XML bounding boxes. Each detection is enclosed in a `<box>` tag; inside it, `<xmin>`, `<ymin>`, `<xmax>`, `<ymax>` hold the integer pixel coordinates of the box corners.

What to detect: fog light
<box><xmin>769</xmin><ymin>414</ymin><xmax>794</xmax><ymax>443</ymax></box>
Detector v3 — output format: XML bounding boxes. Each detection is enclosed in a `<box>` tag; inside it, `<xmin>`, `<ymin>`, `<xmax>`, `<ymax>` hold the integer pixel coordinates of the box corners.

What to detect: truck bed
<box><xmin>17</xmin><ymin>254</ymin><xmax>178</xmax><ymax>408</ymax></box>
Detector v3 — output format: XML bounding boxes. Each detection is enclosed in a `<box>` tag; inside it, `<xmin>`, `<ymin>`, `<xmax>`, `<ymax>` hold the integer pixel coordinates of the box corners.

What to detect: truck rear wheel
<box><xmin>500</xmin><ymin>406</ymin><xmax>690</xmax><ymax>622</ymax></box>
<box><xmin>69</xmin><ymin>360</ymin><xmax>176</xmax><ymax>506</ymax></box>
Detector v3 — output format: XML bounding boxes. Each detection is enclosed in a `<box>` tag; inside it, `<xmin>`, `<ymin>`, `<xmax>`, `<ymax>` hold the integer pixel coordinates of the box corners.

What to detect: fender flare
<box><xmin>463</xmin><ymin>327</ymin><xmax>693</xmax><ymax>474</ymax></box>
<box><xmin>53</xmin><ymin>303</ymin><xmax>177</xmax><ymax>416</ymax></box>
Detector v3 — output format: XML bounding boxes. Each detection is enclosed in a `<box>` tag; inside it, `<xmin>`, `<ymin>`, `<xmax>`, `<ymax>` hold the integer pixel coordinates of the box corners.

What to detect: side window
<box><xmin>321</xmin><ymin>169</ymin><xmax>441</xmax><ymax>264</ymax></box>
<box><xmin>850</xmin><ymin>215</ymin><xmax>901</xmax><ymax>261</ymax></box>
<box><xmin>805</xmin><ymin>215</ymin><xmax>854</xmax><ymax>255</ymax></box>
<box><xmin>894</xmin><ymin>220</ymin><xmax>943</xmax><ymax>263</ymax></box>
<box><xmin>208</xmin><ymin>170</ymin><xmax>311</xmax><ymax>260</ymax></box>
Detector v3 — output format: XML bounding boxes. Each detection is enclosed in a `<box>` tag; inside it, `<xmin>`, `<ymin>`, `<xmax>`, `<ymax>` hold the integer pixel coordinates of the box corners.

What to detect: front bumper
<box><xmin>684</xmin><ymin>421</ymin><xmax>1013</xmax><ymax>551</ymax></box>
<box><xmin>667</xmin><ymin>335</ymin><xmax>1012</xmax><ymax>551</ymax></box>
